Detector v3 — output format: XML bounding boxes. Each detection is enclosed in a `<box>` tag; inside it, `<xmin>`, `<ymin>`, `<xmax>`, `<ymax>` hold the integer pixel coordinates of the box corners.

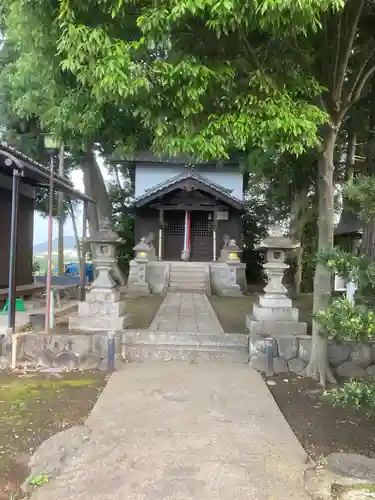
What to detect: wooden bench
<box><xmin>0</xmin><ymin>283</ymin><xmax>46</xmax><ymax>302</ymax></box>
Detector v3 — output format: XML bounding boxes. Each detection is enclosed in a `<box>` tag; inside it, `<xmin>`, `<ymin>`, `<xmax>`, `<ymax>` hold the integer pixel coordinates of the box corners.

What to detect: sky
<box><xmin>33</xmin><ymin>162</ymin><xmax>112</xmax><ymax>245</ymax></box>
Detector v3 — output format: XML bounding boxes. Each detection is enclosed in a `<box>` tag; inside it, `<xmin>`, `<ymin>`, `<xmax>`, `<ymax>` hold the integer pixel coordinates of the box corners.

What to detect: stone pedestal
<box><xmin>69</xmin><ymin>289</ymin><xmax>128</xmax><ymax>331</ymax></box>
<box><xmin>246</xmin><ymin>226</ymin><xmax>307</xmax><ymax>337</ymax></box>
<box><xmin>69</xmin><ymin>218</ymin><xmax>128</xmax><ymax>332</ymax></box>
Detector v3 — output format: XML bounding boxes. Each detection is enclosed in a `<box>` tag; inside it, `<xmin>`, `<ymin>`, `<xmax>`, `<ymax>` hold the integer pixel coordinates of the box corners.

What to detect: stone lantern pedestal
<box><xmin>246</xmin><ymin>226</ymin><xmax>307</xmax><ymax>337</ymax></box>
<box><xmin>69</xmin><ymin>219</ymin><xmax>128</xmax><ymax>332</ymax></box>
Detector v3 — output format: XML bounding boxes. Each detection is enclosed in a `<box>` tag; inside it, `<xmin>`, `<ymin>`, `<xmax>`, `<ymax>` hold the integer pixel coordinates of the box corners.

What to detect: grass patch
<box><xmin>208</xmin><ymin>293</ymin><xmax>313</xmax><ymax>333</ymax></box>
<box><xmin>0</xmin><ymin>372</ymin><xmax>106</xmax><ymax>499</ymax></box>
<box><xmin>126</xmin><ymin>294</ymin><xmax>165</xmax><ymax>329</ymax></box>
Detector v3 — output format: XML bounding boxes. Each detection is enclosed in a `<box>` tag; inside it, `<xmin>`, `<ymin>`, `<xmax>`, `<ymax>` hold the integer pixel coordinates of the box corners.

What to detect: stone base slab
<box><xmin>85</xmin><ymin>290</ymin><xmax>121</xmax><ymax>303</ymax></box>
<box><xmin>221</xmin><ymin>285</ymin><xmax>243</xmax><ymax>297</ymax></box>
<box><xmin>258</xmin><ymin>295</ymin><xmax>292</xmax><ymax>308</ymax></box>
<box><xmin>253</xmin><ymin>304</ymin><xmax>299</xmax><ymax>322</ymax></box>
<box><xmin>247</xmin><ymin>313</ymin><xmax>307</xmax><ymax>336</ymax></box>
<box><xmin>69</xmin><ymin>314</ymin><xmax>128</xmax><ymax>332</ymax></box>
<box><xmin>77</xmin><ymin>301</ymin><xmax>126</xmax><ymax>316</ymax></box>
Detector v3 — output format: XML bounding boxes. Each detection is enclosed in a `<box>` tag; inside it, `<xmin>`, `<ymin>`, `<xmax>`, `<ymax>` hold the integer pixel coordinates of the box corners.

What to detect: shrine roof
<box><xmin>134</xmin><ymin>168</ymin><xmax>243</xmax><ymax>209</ymax></box>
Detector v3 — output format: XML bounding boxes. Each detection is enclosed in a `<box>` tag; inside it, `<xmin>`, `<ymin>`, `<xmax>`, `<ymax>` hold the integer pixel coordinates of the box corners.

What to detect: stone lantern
<box><xmin>227</xmin><ymin>239</ymin><xmax>241</xmax><ymax>262</ymax></box>
<box><xmin>129</xmin><ymin>237</ymin><xmax>150</xmax><ymax>295</ymax></box>
<box><xmin>134</xmin><ymin>237</ymin><xmax>150</xmax><ymax>263</ymax></box>
<box><xmin>69</xmin><ymin>218</ymin><xmax>128</xmax><ymax>331</ymax></box>
<box><xmin>225</xmin><ymin>239</ymin><xmax>243</xmax><ymax>295</ymax></box>
<box><xmin>246</xmin><ymin>225</ymin><xmax>307</xmax><ymax>336</ymax></box>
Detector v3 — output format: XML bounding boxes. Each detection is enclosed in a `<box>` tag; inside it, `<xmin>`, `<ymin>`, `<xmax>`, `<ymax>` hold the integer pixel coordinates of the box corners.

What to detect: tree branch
<box><xmin>350</xmin><ymin>64</ymin><xmax>375</xmax><ymax>105</ymax></box>
<box><xmin>241</xmin><ymin>34</ymin><xmax>263</xmax><ymax>73</ymax></box>
<box><xmin>334</xmin><ymin>0</ymin><xmax>365</xmax><ymax>104</ymax></box>
<box><xmin>345</xmin><ymin>45</ymin><xmax>375</xmax><ymax>104</ymax></box>
<box><xmin>332</xmin><ymin>9</ymin><xmax>343</xmax><ymax>96</ymax></box>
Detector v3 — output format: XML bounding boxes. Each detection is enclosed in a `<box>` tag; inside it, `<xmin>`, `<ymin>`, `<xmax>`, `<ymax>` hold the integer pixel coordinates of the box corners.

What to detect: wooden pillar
<box><xmin>158</xmin><ymin>207</ymin><xmax>164</xmax><ymax>260</ymax></box>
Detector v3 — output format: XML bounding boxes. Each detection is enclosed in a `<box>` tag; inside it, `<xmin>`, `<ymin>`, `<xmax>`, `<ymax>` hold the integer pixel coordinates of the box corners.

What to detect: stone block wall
<box><xmin>249</xmin><ymin>334</ymin><xmax>375</xmax><ymax>378</ymax></box>
<box><xmin>0</xmin><ymin>332</ymin><xmax>122</xmax><ymax>371</ymax></box>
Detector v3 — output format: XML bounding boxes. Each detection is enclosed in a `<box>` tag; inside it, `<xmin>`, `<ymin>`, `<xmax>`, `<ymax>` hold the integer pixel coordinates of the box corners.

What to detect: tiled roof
<box><xmin>0</xmin><ymin>141</ymin><xmax>51</xmax><ymax>175</ymax></box>
<box><xmin>0</xmin><ymin>141</ymin><xmax>94</xmax><ymax>202</ymax></box>
<box><xmin>134</xmin><ymin>168</ymin><xmax>243</xmax><ymax>207</ymax></box>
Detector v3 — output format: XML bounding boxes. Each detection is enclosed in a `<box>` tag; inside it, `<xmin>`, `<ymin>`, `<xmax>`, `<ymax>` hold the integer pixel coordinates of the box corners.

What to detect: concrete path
<box><xmin>149</xmin><ymin>292</ymin><xmax>224</xmax><ymax>333</ymax></box>
<box><xmin>31</xmin><ymin>363</ymin><xmax>310</xmax><ymax>500</ymax></box>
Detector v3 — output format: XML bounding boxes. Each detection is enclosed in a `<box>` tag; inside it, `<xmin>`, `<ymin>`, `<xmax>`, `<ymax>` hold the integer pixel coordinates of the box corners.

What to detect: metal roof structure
<box><xmin>0</xmin><ymin>142</ymin><xmax>94</xmax><ymax>203</ymax></box>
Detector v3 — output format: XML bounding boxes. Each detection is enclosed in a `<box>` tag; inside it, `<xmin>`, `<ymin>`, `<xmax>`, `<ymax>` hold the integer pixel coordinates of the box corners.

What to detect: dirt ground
<box><xmin>0</xmin><ymin>372</ymin><xmax>106</xmax><ymax>500</ymax></box>
<box><xmin>209</xmin><ymin>293</ymin><xmax>313</xmax><ymax>334</ymax></box>
<box><xmin>266</xmin><ymin>374</ymin><xmax>375</xmax><ymax>461</ymax></box>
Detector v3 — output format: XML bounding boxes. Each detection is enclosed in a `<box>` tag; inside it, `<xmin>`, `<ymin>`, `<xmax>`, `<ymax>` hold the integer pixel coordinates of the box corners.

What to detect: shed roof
<box><xmin>0</xmin><ymin>142</ymin><xmax>94</xmax><ymax>203</ymax></box>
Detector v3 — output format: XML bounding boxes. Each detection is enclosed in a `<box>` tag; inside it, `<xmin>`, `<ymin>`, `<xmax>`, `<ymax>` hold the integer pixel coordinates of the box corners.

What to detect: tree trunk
<box><xmin>67</xmin><ymin>199</ymin><xmax>82</xmax><ymax>268</ymax></box>
<box><xmin>289</xmin><ymin>188</ymin><xmax>309</xmax><ymax>297</ymax></box>
<box><xmin>360</xmin><ymin>73</ymin><xmax>375</xmax><ymax>260</ymax></box>
<box><xmin>293</xmin><ymin>246</ymin><xmax>303</xmax><ymax>296</ymax></box>
<box><xmin>304</xmin><ymin>126</ymin><xmax>337</xmax><ymax>386</ymax></box>
<box><xmin>81</xmin><ymin>148</ymin><xmax>112</xmax><ymax>236</ymax></box>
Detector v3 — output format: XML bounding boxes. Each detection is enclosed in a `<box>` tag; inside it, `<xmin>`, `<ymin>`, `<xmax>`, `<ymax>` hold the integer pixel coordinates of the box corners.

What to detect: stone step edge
<box><xmin>123</xmin><ymin>339</ymin><xmax>248</xmax><ymax>347</ymax></box>
<box><xmin>123</xmin><ymin>344</ymin><xmax>249</xmax><ymax>353</ymax></box>
<box><xmin>123</xmin><ymin>331</ymin><xmax>248</xmax><ymax>342</ymax></box>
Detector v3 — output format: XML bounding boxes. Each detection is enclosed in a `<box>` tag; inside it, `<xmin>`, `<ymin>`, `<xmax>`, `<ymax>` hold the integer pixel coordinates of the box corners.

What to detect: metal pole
<box><xmin>213</xmin><ymin>229</ymin><xmax>217</xmax><ymax>261</ymax></box>
<box><xmin>265</xmin><ymin>337</ymin><xmax>275</xmax><ymax>377</ymax></box>
<box><xmin>213</xmin><ymin>208</ymin><xmax>217</xmax><ymax>262</ymax></box>
<box><xmin>7</xmin><ymin>168</ymin><xmax>21</xmax><ymax>331</ymax></box>
<box><xmin>57</xmin><ymin>144</ymin><xmax>65</xmax><ymax>276</ymax></box>
<box><xmin>45</xmin><ymin>155</ymin><xmax>54</xmax><ymax>332</ymax></box>
<box><xmin>79</xmin><ymin>201</ymin><xmax>88</xmax><ymax>301</ymax></box>
<box><xmin>107</xmin><ymin>330</ymin><xmax>116</xmax><ymax>371</ymax></box>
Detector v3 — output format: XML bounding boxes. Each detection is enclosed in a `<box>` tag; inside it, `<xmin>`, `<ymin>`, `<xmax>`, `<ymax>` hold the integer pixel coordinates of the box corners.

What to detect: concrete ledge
<box><xmin>1</xmin><ymin>331</ymin><xmax>123</xmax><ymax>371</ymax></box>
<box><xmin>122</xmin><ymin>344</ymin><xmax>249</xmax><ymax>363</ymax></box>
<box><xmin>123</xmin><ymin>330</ymin><xmax>248</xmax><ymax>347</ymax></box>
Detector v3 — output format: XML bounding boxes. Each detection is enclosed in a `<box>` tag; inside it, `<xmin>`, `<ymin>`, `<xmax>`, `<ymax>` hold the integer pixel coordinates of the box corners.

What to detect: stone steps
<box><xmin>124</xmin><ymin>331</ymin><xmax>248</xmax><ymax>346</ymax></box>
<box><xmin>168</xmin><ymin>285</ymin><xmax>206</xmax><ymax>292</ymax></box>
<box><xmin>168</xmin><ymin>263</ymin><xmax>208</xmax><ymax>292</ymax></box>
<box><xmin>122</xmin><ymin>331</ymin><xmax>249</xmax><ymax>363</ymax></box>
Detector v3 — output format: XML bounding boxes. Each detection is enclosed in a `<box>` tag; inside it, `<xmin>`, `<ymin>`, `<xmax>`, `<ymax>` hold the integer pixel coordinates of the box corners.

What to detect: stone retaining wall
<box><xmin>249</xmin><ymin>334</ymin><xmax>375</xmax><ymax>378</ymax></box>
<box><xmin>0</xmin><ymin>332</ymin><xmax>122</xmax><ymax>371</ymax></box>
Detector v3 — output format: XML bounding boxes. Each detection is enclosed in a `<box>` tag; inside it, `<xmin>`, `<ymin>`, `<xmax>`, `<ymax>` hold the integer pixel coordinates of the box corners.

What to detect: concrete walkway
<box><xmin>31</xmin><ymin>363</ymin><xmax>310</xmax><ymax>500</ymax></box>
<box><xmin>149</xmin><ymin>292</ymin><xmax>224</xmax><ymax>333</ymax></box>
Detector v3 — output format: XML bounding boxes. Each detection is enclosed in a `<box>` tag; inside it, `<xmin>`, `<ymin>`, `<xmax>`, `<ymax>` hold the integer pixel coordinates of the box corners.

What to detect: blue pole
<box><xmin>265</xmin><ymin>337</ymin><xmax>275</xmax><ymax>377</ymax></box>
<box><xmin>8</xmin><ymin>168</ymin><xmax>21</xmax><ymax>331</ymax></box>
<box><xmin>107</xmin><ymin>330</ymin><xmax>116</xmax><ymax>372</ymax></box>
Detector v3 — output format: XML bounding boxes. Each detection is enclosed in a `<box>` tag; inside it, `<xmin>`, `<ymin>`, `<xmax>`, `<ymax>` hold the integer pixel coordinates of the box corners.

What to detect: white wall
<box><xmin>135</xmin><ymin>164</ymin><xmax>243</xmax><ymax>200</ymax></box>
